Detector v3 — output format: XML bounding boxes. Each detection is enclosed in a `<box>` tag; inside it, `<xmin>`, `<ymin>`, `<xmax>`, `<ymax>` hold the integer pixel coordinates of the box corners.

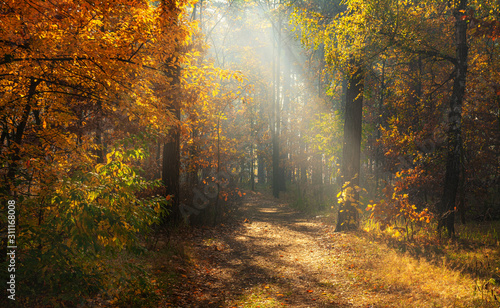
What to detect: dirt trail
<box><xmin>166</xmin><ymin>191</ymin><xmax>362</xmax><ymax>307</ymax></box>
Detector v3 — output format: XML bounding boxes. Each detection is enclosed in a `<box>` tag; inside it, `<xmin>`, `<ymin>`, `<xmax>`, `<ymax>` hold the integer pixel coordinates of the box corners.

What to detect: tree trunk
<box><xmin>250</xmin><ymin>109</ymin><xmax>255</xmax><ymax>191</ymax></box>
<box><xmin>312</xmin><ymin>153</ymin><xmax>323</xmax><ymax>206</ymax></box>
<box><xmin>335</xmin><ymin>63</ymin><xmax>364</xmax><ymax>232</ymax></box>
<box><xmin>162</xmin><ymin>57</ymin><xmax>181</xmax><ymax>224</ymax></box>
<box><xmin>375</xmin><ymin>61</ymin><xmax>385</xmax><ymax>192</ymax></box>
<box><xmin>438</xmin><ymin>0</ymin><xmax>469</xmax><ymax>237</ymax></box>
<box><xmin>163</xmin><ymin>124</ymin><xmax>180</xmax><ymax>222</ymax></box>
<box><xmin>301</xmin><ymin>142</ymin><xmax>308</xmax><ymax>184</ymax></box>
<box><xmin>6</xmin><ymin>78</ymin><xmax>40</xmax><ymax>190</ymax></box>
<box><xmin>161</xmin><ymin>0</ymin><xmax>182</xmax><ymax>224</ymax></box>
<box><xmin>258</xmin><ymin>98</ymin><xmax>266</xmax><ymax>185</ymax></box>
<box><xmin>257</xmin><ymin>145</ymin><xmax>265</xmax><ymax>184</ymax></box>
<box><xmin>272</xmin><ymin>14</ymin><xmax>282</xmax><ymax>198</ymax></box>
<box><xmin>95</xmin><ymin>101</ymin><xmax>105</xmax><ymax>164</ymax></box>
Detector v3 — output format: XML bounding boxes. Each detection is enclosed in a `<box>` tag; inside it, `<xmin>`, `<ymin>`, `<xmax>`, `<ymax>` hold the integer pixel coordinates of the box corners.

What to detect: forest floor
<box><xmin>153</xmin><ymin>191</ymin><xmax>499</xmax><ymax>308</ymax></box>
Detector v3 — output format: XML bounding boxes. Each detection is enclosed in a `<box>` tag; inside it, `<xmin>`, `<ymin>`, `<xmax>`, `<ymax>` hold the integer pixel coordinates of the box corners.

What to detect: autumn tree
<box><xmin>161</xmin><ymin>0</ymin><xmax>183</xmax><ymax>223</ymax></box>
<box><xmin>335</xmin><ymin>64</ymin><xmax>365</xmax><ymax>231</ymax></box>
<box><xmin>438</xmin><ymin>0</ymin><xmax>469</xmax><ymax>237</ymax></box>
<box><xmin>0</xmin><ymin>0</ymin><xmax>191</xmax><ymax>303</ymax></box>
<box><xmin>292</xmin><ymin>0</ymin><xmax>371</xmax><ymax>230</ymax></box>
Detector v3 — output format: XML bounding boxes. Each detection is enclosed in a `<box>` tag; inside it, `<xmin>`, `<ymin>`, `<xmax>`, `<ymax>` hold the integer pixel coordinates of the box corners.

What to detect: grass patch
<box><xmin>352</xmin><ymin>218</ymin><xmax>500</xmax><ymax>306</ymax></box>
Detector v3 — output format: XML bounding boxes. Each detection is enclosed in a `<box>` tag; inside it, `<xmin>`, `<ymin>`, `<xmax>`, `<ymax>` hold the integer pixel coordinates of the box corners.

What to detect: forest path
<box><xmin>162</xmin><ymin>191</ymin><xmax>476</xmax><ymax>308</ymax></box>
<box><xmin>165</xmin><ymin>191</ymin><xmax>365</xmax><ymax>307</ymax></box>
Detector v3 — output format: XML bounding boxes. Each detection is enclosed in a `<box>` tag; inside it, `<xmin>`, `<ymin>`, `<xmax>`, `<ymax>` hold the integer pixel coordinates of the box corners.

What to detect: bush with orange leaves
<box><xmin>367</xmin><ymin>180</ymin><xmax>433</xmax><ymax>240</ymax></box>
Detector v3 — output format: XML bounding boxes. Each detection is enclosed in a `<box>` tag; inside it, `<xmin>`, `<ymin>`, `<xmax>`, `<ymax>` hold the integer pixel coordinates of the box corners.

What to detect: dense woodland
<box><xmin>0</xmin><ymin>0</ymin><xmax>499</xmax><ymax>306</ymax></box>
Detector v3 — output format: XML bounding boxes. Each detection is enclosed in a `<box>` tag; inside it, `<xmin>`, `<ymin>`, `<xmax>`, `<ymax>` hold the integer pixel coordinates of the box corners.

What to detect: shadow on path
<box><xmin>170</xmin><ymin>192</ymin><xmax>353</xmax><ymax>308</ymax></box>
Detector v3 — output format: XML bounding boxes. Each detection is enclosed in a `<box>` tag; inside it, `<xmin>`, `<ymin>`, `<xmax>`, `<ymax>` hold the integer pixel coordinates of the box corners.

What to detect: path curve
<box><xmin>169</xmin><ymin>192</ymin><xmax>356</xmax><ymax>307</ymax></box>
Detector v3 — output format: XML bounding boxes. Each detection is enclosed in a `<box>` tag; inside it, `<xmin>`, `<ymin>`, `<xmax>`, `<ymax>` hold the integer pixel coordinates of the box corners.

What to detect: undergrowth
<box><xmin>358</xmin><ymin>218</ymin><xmax>500</xmax><ymax>306</ymax></box>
